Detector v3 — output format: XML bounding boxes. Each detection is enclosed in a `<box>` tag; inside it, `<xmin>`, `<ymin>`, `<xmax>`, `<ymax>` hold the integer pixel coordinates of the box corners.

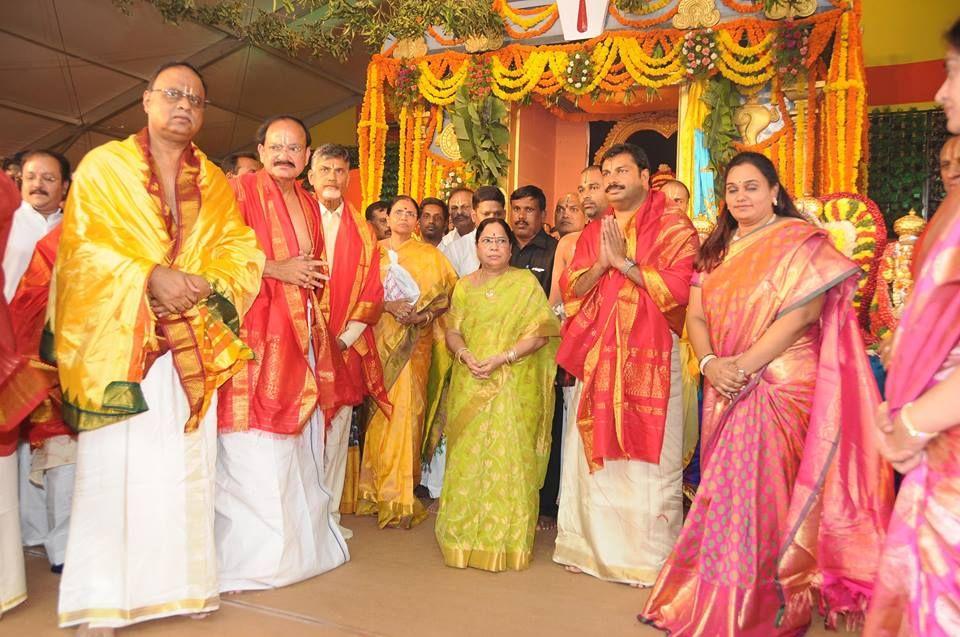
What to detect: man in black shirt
<box><xmin>509</xmin><ymin>185</ymin><xmax>558</xmax><ymax>298</ymax></box>
<box><xmin>508</xmin><ymin>184</ymin><xmax>562</xmax><ymax>530</ymax></box>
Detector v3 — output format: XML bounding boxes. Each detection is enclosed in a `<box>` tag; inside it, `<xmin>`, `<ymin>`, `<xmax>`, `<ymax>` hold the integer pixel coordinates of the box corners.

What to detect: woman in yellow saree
<box><xmin>358</xmin><ymin>196</ymin><xmax>456</xmax><ymax>528</ymax></box>
<box><xmin>436</xmin><ymin>218</ymin><xmax>560</xmax><ymax>571</ymax></box>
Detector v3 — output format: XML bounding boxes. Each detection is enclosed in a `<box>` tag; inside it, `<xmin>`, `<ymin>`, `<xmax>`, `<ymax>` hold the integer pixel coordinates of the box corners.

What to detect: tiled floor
<box><xmin>4</xmin><ymin>514</ymin><xmax>858</xmax><ymax>636</ymax></box>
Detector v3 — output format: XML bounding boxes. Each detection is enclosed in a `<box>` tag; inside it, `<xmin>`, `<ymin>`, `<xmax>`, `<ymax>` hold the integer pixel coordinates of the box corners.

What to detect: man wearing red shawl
<box><xmin>554</xmin><ymin>143</ymin><xmax>699</xmax><ymax>586</ymax></box>
<box><xmin>216</xmin><ymin>118</ymin><xmax>351</xmax><ymax>591</ymax></box>
<box><xmin>305</xmin><ymin>143</ymin><xmax>389</xmax><ymax>535</ymax></box>
<box><xmin>0</xmin><ymin>171</ymin><xmax>50</xmax><ymax>619</ymax></box>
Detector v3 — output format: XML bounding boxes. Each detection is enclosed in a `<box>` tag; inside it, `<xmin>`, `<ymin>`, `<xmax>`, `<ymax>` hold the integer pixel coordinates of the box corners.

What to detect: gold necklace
<box><xmin>732</xmin><ymin>214</ymin><xmax>776</xmax><ymax>241</ymax></box>
<box><xmin>478</xmin><ymin>267</ymin><xmax>505</xmax><ymax>299</ymax></box>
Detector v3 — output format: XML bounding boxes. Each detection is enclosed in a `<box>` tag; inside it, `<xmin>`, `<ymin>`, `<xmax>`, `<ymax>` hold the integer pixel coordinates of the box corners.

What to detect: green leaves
<box><xmin>701</xmin><ymin>76</ymin><xmax>741</xmax><ymax>199</ymax></box>
<box><xmin>113</xmin><ymin>0</ymin><xmax>502</xmax><ymax>62</ymax></box>
<box><xmin>452</xmin><ymin>85</ymin><xmax>510</xmax><ymax>187</ymax></box>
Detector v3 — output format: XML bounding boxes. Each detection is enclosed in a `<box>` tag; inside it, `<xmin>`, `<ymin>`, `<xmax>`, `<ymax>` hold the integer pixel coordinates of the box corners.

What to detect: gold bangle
<box><xmin>455</xmin><ymin>347</ymin><xmax>469</xmax><ymax>364</ymax></box>
<box><xmin>900</xmin><ymin>402</ymin><xmax>935</xmax><ymax>440</ymax></box>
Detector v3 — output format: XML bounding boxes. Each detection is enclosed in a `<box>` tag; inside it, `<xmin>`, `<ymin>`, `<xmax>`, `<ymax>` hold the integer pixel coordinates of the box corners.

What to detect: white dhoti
<box><xmin>215</xmin><ymin>410</ymin><xmax>349</xmax><ymax>592</ymax></box>
<box><xmin>0</xmin><ymin>452</ymin><xmax>26</xmax><ymax>617</ymax></box>
<box><xmin>420</xmin><ymin>439</ymin><xmax>446</xmax><ymax>499</ymax></box>
<box><xmin>58</xmin><ymin>352</ymin><xmax>220</xmax><ymax>628</ymax></box>
<box><xmin>322</xmin><ymin>405</ymin><xmax>353</xmax><ymax>538</ymax></box>
<box><xmin>554</xmin><ymin>340</ymin><xmax>684</xmax><ymax>586</ymax></box>
<box><xmin>17</xmin><ymin>441</ymin><xmax>45</xmax><ymax>546</ymax></box>
<box><xmin>18</xmin><ymin>436</ymin><xmax>75</xmax><ymax>565</ymax></box>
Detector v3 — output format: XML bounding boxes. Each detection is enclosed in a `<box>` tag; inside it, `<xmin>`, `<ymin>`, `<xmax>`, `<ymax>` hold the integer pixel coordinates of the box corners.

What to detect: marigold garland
<box><xmin>494</xmin><ymin>0</ymin><xmax>558</xmax><ymax>39</ymax></box>
<box><xmin>358</xmin><ymin>5</ymin><xmax>865</xmax><ymax>212</ymax></box>
<box><xmin>722</xmin><ymin>0</ymin><xmax>763</xmax><ymax>13</ymax></box>
<box><xmin>819</xmin><ymin>192</ymin><xmax>887</xmax><ymax>331</ymax></box>
<box><xmin>610</xmin><ymin>1</ymin><xmax>680</xmax><ymax>28</ymax></box>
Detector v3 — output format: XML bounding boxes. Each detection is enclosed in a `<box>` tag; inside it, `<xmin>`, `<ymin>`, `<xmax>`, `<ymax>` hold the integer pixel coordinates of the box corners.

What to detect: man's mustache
<box><xmin>273</xmin><ymin>160</ymin><xmax>295</xmax><ymax>168</ymax></box>
<box><xmin>605</xmin><ymin>184</ymin><xmax>624</xmax><ymax>193</ymax></box>
<box><xmin>30</xmin><ymin>189</ymin><xmax>48</xmax><ymax>196</ymax></box>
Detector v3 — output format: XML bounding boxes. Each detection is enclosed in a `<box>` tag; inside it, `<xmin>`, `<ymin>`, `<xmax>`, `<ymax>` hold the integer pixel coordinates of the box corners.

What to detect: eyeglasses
<box><xmin>149</xmin><ymin>87</ymin><xmax>208</xmax><ymax>109</ymax></box>
<box><xmin>478</xmin><ymin>237</ymin><xmax>510</xmax><ymax>246</ymax></box>
<box><xmin>267</xmin><ymin>143</ymin><xmax>306</xmax><ymax>154</ymax></box>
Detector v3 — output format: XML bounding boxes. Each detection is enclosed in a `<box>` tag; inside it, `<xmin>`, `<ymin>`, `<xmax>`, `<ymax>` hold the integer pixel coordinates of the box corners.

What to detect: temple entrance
<box><xmin>508</xmin><ymin>94</ymin><xmax>680</xmax><ymax>228</ymax></box>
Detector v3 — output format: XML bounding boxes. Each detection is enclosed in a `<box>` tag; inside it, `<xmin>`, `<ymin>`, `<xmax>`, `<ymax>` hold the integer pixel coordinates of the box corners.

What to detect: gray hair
<box><xmin>310</xmin><ymin>143</ymin><xmax>351</xmax><ymax>170</ymax></box>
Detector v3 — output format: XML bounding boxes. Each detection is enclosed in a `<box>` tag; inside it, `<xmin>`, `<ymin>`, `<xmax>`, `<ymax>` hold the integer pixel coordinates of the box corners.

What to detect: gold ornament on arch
<box><xmin>593</xmin><ymin>112</ymin><xmax>679</xmax><ymax>165</ymax></box>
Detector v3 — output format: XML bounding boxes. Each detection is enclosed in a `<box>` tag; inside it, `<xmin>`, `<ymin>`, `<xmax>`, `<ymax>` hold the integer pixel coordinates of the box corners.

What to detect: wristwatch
<box><xmin>619</xmin><ymin>258</ymin><xmax>637</xmax><ymax>275</ymax></box>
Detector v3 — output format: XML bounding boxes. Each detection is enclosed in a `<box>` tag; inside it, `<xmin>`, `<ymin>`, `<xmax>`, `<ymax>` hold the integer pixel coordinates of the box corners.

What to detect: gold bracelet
<box><xmin>506</xmin><ymin>349</ymin><xmax>518</xmax><ymax>364</ymax></box>
<box><xmin>900</xmin><ymin>402</ymin><xmax>935</xmax><ymax>440</ymax></box>
<box><xmin>456</xmin><ymin>347</ymin><xmax>469</xmax><ymax>364</ymax></box>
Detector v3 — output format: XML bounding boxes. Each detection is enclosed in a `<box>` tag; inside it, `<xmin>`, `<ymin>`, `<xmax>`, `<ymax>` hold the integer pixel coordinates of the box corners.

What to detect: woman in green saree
<box><xmin>436</xmin><ymin>217</ymin><xmax>560</xmax><ymax>572</ymax></box>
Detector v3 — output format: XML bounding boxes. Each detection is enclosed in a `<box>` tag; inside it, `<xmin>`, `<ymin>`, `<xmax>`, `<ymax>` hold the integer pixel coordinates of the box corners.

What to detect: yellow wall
<box><xmin>308</xmin><ymin>107</ymin><xmax>357</xmax><ymax>147</ymax></box>
<box><xmin>863</xmin><ymin>1</ymin><xmax>958</xmax><ymax>67</ymax></box>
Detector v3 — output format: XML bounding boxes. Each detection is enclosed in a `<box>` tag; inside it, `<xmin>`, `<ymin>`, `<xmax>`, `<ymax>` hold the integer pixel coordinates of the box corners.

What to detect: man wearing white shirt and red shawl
<box><xmin>306</xmin><ymin>143</ymin><xmax>390</xmax><ymax>537</ymax></box>
<box><xmin>2</xmin><ymin>151</ymin><xmax>74</xmax><ymax>575</ymax></box>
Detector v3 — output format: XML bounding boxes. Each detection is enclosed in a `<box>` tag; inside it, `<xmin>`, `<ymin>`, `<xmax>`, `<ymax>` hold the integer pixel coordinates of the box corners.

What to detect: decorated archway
<box><xmin>358</xmin><ymin>1</ymin><xmax>866</xmax><ymax>218</ymax></box>
<box><xmin>353</xmin><ymin>0</ymin><xmax>908</xmax><ymax>343</ymax></box>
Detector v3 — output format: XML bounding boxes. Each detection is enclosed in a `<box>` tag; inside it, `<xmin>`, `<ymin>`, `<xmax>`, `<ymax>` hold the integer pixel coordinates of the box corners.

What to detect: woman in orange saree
<box><xmin>641</xmin><ymin>152</ymin><xmax>893</xmax><ymax>636</ymax></box>
<box><xmin>863</xmin><ymin>20</ymin><xmax>960</xmax><ymax>637</ymax></box>
<box><xmin>358</xmin><ymin>196</ymin><xmax>457</xmax><ymax>528</ymax></box>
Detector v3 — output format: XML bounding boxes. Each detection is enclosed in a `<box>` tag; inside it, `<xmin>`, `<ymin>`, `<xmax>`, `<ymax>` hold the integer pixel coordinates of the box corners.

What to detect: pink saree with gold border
<box><xmin>642</xmin><ymin>218</ymin><xmax>893</xmax><ymax>636</ymax></box>
<box><xmin>864</xmin><ymin>192</ymin><xmax>960</xmax><ymax>637</ymax></box>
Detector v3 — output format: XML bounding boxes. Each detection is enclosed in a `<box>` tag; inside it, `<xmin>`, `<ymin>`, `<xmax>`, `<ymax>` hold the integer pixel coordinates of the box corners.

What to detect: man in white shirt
<box><xmin>3</xmin><ymin>151</ymin><xmax>67</xmax><ymax>299</ymax></box>
<box><xmin>438</xmin><ymin>187</ymin><xmax>474</xmax><ymax>251</ymax></box>
<box><xmin>307</xmin><ymin>144</ymin><xmax>389</xmax><ymax>538</ymax></box>
<box><xmin>442</xmin><ymin>185</ymin><xmax>507</xmax><ymax>277</ymax></box>
<box><xmin>2</xmin><ymin>150</ymin><xmax>75</xmax><ymax>574</ymax></box>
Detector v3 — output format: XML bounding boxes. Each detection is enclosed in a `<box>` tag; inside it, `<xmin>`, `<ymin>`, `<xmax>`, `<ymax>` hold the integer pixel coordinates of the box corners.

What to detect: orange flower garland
<box><xmin>357</xmin><ymin>5</ymin><xmax>865</xmax><ymax>210</ymax></box>
<box><xmin>610</xmin><ymin>1</ymin><xmax>680</xmax><ymax>29</ymax></box>
<box><xmin>722</xmin><ymin>0</ymin><xmax>763</xmax><ymax>13</ymax></box>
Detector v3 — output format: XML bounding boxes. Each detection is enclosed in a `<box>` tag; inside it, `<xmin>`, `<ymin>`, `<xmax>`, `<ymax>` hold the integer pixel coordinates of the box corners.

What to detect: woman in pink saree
<box><xmin>863</xmin><ymin>19</ymin><xmax>960</xmax><ymax>637</ymax></box>
<box><xmin>641</xmin><ymin>152</ymin><xmax>894</xmax><ymax>636</ymax></box>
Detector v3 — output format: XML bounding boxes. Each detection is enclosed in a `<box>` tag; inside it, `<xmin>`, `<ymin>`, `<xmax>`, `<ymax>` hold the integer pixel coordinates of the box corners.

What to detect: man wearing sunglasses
<box><xmin>52</xmin><ymin>61</ymin><xmax>264</xmax><ymax>634</ymax></box>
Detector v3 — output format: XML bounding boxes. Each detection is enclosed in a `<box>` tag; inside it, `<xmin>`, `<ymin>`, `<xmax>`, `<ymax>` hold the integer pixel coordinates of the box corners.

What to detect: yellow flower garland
<box><xmin>397</xmin><ymin>106</ymin><xmax>409</xmax><ymax>194</ymax></box>
<box><xmin>620</xmin><ymin>39</ymin><xmax>685</xmax><ymax>87</ymax></box>
<box><xmin>418</xmin><ymin>59</ymin><xmax>469</xmax><ymax>105</ymax></box>
<box><xmin>717</xmin><ymin>29</ymin><xmax>774</xmax><ymax>57</ymax></box>
<box><xmin>496</xmin><ymin>0</ymin><xmax>558</xmax><ymax>29</ymax></box>
<box><xmin>714</xmin><ymin>55</ymin><xmax>773</xmax><ymax>85</ymax></box>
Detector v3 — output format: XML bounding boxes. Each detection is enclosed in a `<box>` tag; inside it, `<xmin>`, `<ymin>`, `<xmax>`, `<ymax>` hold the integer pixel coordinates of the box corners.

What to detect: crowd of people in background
<box><xmin>0</xmin><ymin>15</ymin><xmax>959</xmax><ymax>637</ymax></box>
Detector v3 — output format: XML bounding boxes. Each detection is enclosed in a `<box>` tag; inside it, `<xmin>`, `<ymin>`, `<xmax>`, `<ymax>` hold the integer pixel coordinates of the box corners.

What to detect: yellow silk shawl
<box><xmin>44</xmin><ymin>131</ymin><xmax>264</xmax><ymax>433</ymax></box>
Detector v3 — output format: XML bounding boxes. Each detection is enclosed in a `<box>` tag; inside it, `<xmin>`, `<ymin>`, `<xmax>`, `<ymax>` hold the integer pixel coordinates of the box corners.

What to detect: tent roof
<box><xmin>0</xmin><ymin>0</ymin><xmax>369</xmax><ymax>167</ymax></box>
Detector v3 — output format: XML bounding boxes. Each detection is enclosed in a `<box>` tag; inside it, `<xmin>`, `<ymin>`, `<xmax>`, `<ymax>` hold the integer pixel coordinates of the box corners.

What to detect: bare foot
<box><xmin>77</xmin><ymin>625</ymin><xmax>114</xmax><ymax>637</ymax></box>
<box><xmin>629</xmin><ymin>582</ymin><xmax>650</xmax><ymax>589</ymax></box>
<box><xmin>427</xmin><ymin>499</ymin><xmax>440</xmax><ymax>514</ymax></box>
<box><xmin>536</xmin><ymin>515</ymin><xmax>557</xmax><ymax>531</ymax></box>
<box><xmin>564</xmin><ymin>565</ymin><xmax>583</xmax><ymax>574</ymax></box>
<box><xmin>189</xmin><ymin>612</ymin><xmax>212</xmax><ymax>620</ymax></box>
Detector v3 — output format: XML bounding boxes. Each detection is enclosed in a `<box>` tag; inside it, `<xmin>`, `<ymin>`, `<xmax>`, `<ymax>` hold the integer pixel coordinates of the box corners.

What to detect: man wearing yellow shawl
<box><xmin>48</xmin><ymin>62</ymin><xmax>264</xmax><ymax>633</ymax></box>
